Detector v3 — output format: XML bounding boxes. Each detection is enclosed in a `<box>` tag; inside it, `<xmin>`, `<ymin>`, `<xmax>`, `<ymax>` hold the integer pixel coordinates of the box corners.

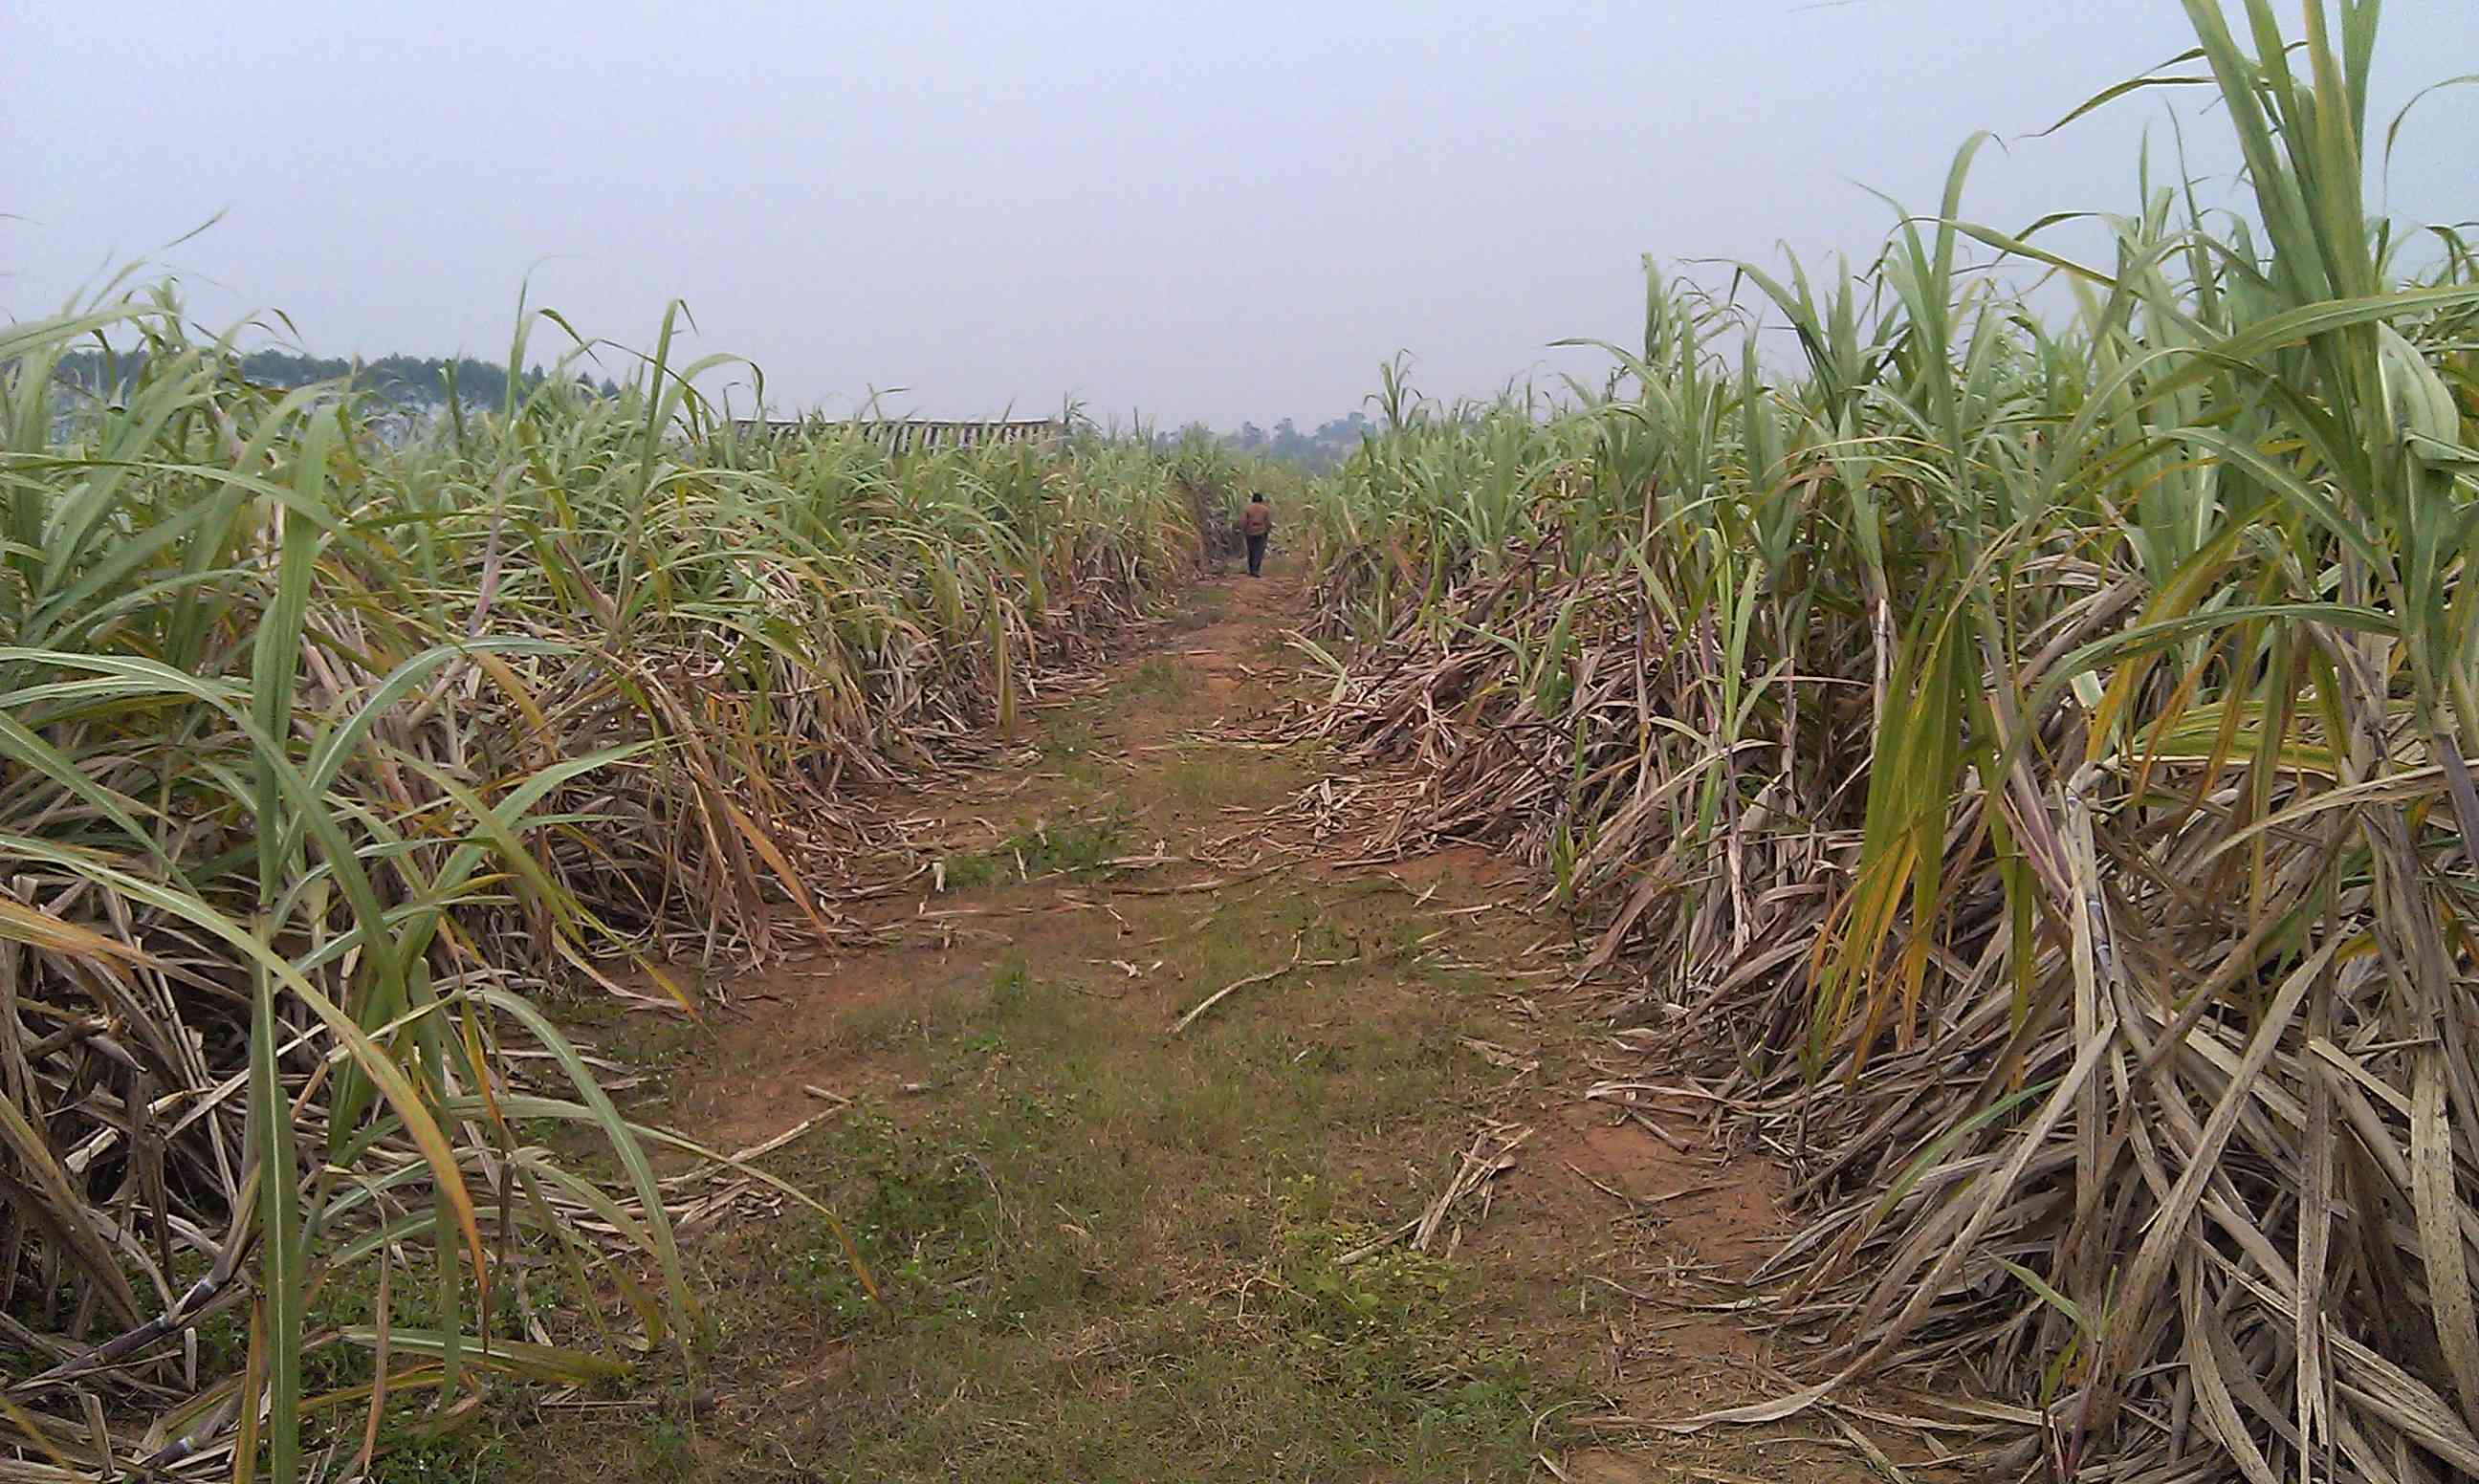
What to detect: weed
<box><xmin>1126</xmin><ymin>655</ymin><xmax>1192</xmax><ymax>699</ymax></box>
<box><xmin>937</xmin><ymin>818</ymin><xmax>1127</xmax><ymax>889</ymax></box>
<box><xmin>987</xmin><ymin>957</ymin><xmax>1031</xmax><ymax>1016</ymax></box>
<box><xmin>1266</xmin><ymin>1176</ymin><xmax>1454</xmax><ymax>1388</ymax></box>
<box><xmin>998</xmin><ymin>817</ymin><xmax>1124</xmax><ymax>877</ymax></box>
<box><xmin>638</xmin><ymin>1414</ymin><xmax>696</xmax><ymax>1481</ymax></box>
<box><xmin>1042</xmin><ymin>713</ymin><xmax>1101</xmax><ymax>760</ymax></box>
<box><xmin>1162</xmin><ymin>754</ymin><xmax>1257</xmax><ymax>813</ymax></box>
<box><xmin>934</xmin><ymin>852</ymin><xmax>1001</xmax><ymax>891</ymax></box>
<box><xmin>366</xmin><ymin>1427</ymin><xmax>513</xmax><ymax>1484</ymax></box>
<box><xmin>781</xmin><ymin>1114</ymin><xmax>997</xmax><ymax>1331</ymax></box>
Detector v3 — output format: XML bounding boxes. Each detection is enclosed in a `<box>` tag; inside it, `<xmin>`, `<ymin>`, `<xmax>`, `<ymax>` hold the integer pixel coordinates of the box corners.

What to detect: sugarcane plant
<box><xmin>1295</xmin><ymin>2</ymin><xmax>2479</xmax><ymax>1475</ymax></box>
<box><xmin>0</xmin><ymin>285</ymin><xmax>1235</xmax><ymax>1477</ymax></box>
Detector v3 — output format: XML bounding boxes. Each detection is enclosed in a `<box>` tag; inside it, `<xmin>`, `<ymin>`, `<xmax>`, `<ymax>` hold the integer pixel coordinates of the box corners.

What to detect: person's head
<box><xmin>1250</xmin><ymin>492</ymin><xmax>1265</xmax><ymax>503</ymax></box>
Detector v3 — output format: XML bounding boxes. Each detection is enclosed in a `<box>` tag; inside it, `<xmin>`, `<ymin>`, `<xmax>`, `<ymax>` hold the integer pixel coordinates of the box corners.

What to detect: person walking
<box><xmin>1240</xmin><ymin>492</ymin><xmax>1273</xmax><ymax>578</ymax></box>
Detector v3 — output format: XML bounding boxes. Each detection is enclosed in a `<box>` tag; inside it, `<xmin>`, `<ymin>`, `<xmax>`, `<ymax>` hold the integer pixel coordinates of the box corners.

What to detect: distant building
<box><xmin>729</xmin><ymin>416</ymin><xmax>1069</xmax><ymax>455</ymax></box>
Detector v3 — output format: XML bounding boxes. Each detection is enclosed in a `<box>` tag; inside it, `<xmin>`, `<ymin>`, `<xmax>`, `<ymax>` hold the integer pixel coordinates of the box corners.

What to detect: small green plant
<box><xmin>998</xmin><ymin>817</ymin><xmax>1125</xmax><ymax>877</ymax></box>
<box><xmin>781</xmin><ymin>1115</ymin><xmax>993</xmax><ymax>1332</ymax></box>
<box><xmin>1046</xmin><ymin>714</ymin><xmax>1099</xmax><ymax>755</ymax></box>
<box><xmin>1162</xmin><ymin>755</ymin><xmax>1256</xmax><ymax>812</ymax></box>
<box><xmin>988</xmin><ymin>957</ymin><xmax>1032</xmax><ymax>1016</ymax></box>
<box><xmin>1403</xmin><ymin>1364</ymin><xmax>1544</xmax><ymax>1467</ymax></box>
<box><xmin>1266</xmin><ymin>1176</ymin><xmax>1459</xmax><ymax>1395</ymax></box>
<box><xmin>1126</xmin><ymin>655</ymin><xmax>1192</xmax><ymax>699</ymax></box>
<box><xmin>936</xmin><ymin>818</ymin><xmax>1128</xmax><ymax>888</ymax></box>
<box><xmin>936</xmin><ymin>851</ymin><xmax>1003</xmax><ymax>891</ymax></box>
<box><xmin>637</xmin><ymin>1413</ymin><xmax>696</xmax><ymax>1481</ymax></box>
<box><xmin>364</xmin><ymin>1419</ymin><xmax>512</xmax><ymax>1484</ymax></box>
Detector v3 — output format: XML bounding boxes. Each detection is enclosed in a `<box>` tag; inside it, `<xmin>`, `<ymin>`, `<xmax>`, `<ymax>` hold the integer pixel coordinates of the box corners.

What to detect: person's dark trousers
<box><xmin>1246</xmin><ymin>534</ymin><xmax>1266</xmax><ymax>577</ymax></box>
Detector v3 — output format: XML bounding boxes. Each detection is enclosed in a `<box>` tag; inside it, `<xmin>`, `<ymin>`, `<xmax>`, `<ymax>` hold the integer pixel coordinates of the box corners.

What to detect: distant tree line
<box><xmin>52</xmin><ymin>347</ymin><xmax>622</xmax><ymax>409</ymax></box>
<box><xmin>1164</xmin><ymin>411</ymin><xmax>1374</xmax><ymax>472</ymax></box>
<box><xmin>50</xmin><ymin>343</ymin><xmax>1375</xmax><ymax>464</ymax></box>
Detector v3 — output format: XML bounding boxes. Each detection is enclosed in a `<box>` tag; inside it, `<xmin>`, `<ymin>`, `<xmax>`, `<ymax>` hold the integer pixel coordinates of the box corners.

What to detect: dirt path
<box><xmin>505</xmin><ymin>562</ymin><xmax>1885</xmax><ymax>1483</ymax></box>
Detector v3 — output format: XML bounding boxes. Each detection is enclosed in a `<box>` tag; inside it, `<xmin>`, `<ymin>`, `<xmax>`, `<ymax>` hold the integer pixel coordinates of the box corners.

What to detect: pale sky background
<box><xmin>6</xmin><ymin>3</ymin><xmax>2473</xmax><ymax>428</ymax></box>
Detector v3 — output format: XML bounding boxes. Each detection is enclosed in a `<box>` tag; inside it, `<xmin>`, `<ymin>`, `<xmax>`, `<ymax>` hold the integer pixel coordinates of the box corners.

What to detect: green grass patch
<box><xmin>759</xmin><ymin>1128</ymin><xmax>1560</xmax><ymax>1482</ymax></box>
<box><xmin>936</xmin><ymin>817</ymin><xmax>1127</xmax><ymax>889</ymax></box>
<box><xmin>1125</xmin><ymin>654</ymin><xmax>1192</xmax><ymax>700</ymax></box>
<box><xmin>1161</xmin><ymin>753</ymin><xmax>1260</xmax><ymax>813</ymax></box>
<box><xmin>365</xmin><ymin>1425</ymin><xmax>519</xmax><ymax>1484</ymax></box>
<box><xmin>1034</xmin><ymin>709</ymin><xmax>1121</xmax><ymax>800</ymax></box>
<box><xmin>987</xmin><ymin>956</ymin><xmax>1032</xmax><ymax>1015</ymax></box>
<box><xmin>933</xmin><ymin>851</ymin><xmax>1002</xmax><ymax>890</ymax></box>
<box><xmin>1001</xmin><ymin>817</ymin><xmax>1125</xmax><ymax>876</ymax></box>
<box><xmin>781</xmin><ymin>1110</ymin><xmax>1019</xmax><ymax>1331</ymax></box>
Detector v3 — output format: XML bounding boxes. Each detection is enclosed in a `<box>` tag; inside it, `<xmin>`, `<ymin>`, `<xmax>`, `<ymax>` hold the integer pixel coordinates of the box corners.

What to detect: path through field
<box><xmin>512</xmin><ymin>559</ymin><xmax>1887</xmax><ymax>1483</ymax></box>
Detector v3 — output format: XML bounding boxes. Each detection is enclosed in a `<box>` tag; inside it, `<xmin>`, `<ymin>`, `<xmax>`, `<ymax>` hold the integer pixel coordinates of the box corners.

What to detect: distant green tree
<box><xmin>1212</xmin><ymin>411</ymin><xmax>1372</xmax><ymax>472</ymax></box>
<box><xmin>50</xmin><ymin>345</ymin><xmax>577</xmax><ymax>412</ymax></box>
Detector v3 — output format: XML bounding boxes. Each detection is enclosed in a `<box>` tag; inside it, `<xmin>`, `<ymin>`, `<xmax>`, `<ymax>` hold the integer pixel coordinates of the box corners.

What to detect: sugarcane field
<box><xmin>7</xmin><ymin>2</ymin><xmax>2479</xmax><ymax>1480</ymax></box>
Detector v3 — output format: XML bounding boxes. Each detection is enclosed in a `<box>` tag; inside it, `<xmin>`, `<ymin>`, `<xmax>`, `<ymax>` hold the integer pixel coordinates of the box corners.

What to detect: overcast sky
<box><xmin>7</xmin><ymin>3</ymin><xmax>2472</xmax><ymax>427</ymax></box>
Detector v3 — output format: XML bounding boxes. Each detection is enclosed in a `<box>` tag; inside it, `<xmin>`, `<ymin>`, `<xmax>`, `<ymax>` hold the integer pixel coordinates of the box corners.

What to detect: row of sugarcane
<box><xmin>1294</xmin><ymin>3</ymin><xmax>2479</xmax><ymax>1477</ymax></box>
<box><xmin>0</xmin><ymin>280</ymin><xmax>1240</xmax><ymax>1478</ymax></box>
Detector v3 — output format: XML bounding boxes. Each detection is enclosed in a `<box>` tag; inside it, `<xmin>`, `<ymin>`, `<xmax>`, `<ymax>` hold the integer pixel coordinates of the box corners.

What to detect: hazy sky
<box><xmin>8</xmin><ymin>3</ymin><xmax>2472</xmax><ymax>427</ymax></box>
